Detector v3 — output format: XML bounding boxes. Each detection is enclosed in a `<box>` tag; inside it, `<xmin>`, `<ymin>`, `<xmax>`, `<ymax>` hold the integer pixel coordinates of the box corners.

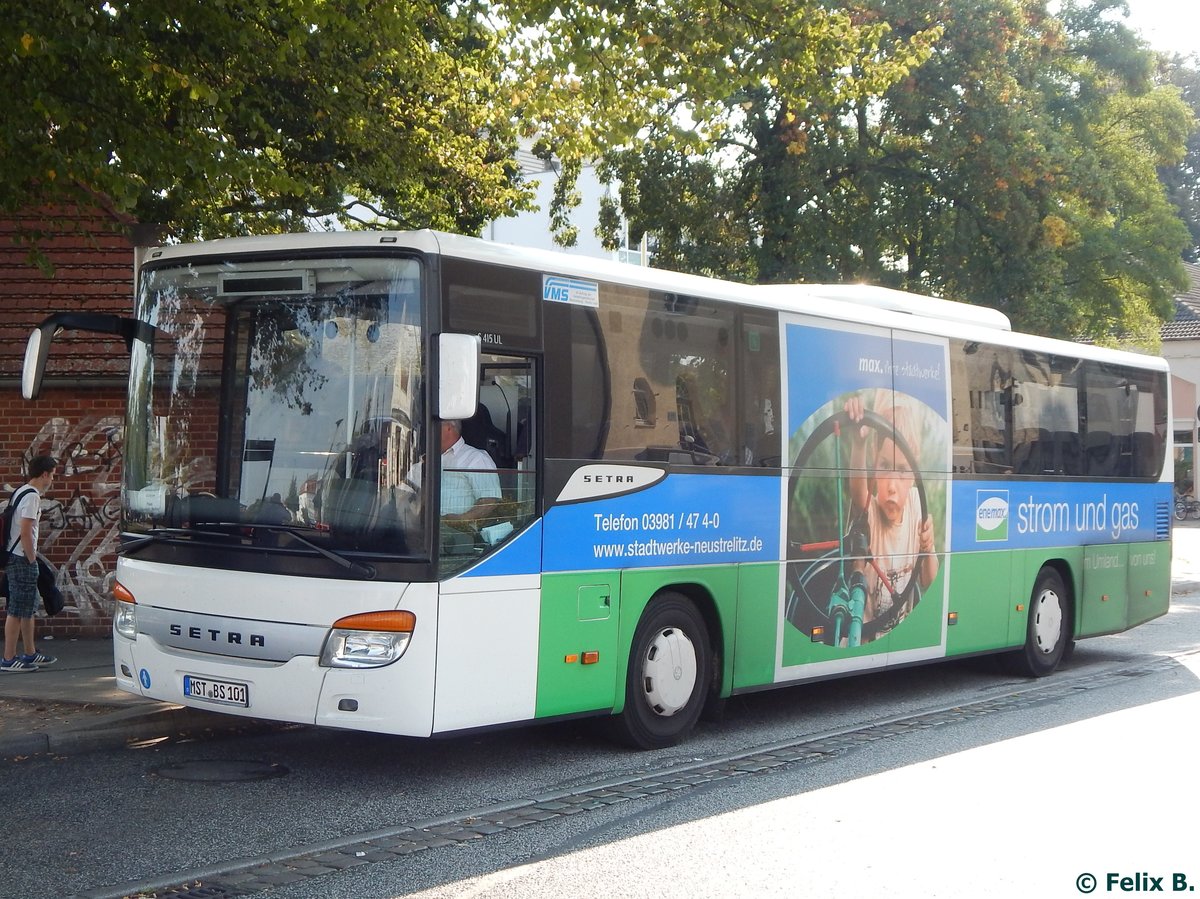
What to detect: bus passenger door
<box><xmin>433</xmin><ymin>354</ymin><xmax>546</xmax><ymax>733</ymax></box>
<box><xmin>781</xmin><ymin>318</ymin><xmax>954</xmax><ymax>674</ymax></box>
<box><xmin>438</xmin><ymin>353</ymin><xmax>539</xmax><ymax>567</ymax></box>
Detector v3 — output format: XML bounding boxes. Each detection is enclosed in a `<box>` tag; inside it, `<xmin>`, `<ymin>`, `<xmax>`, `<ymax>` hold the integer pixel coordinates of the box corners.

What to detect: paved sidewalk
<box><xmin>4</xmin><ymin>524</ymin><xmax>1200</xmax><ymax>759</ymax></box>
<box><xmin>0</xmin><ymin>636</ymin><xmax>277</xmax><ymax>757</ymax></box>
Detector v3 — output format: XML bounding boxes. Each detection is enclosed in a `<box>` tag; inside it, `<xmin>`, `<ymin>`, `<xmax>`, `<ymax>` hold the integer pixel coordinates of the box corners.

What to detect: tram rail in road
<box><xmin>80</xmin><ymin>646</ymin><xmax>1200</xmax><ymax>899</ymax></box>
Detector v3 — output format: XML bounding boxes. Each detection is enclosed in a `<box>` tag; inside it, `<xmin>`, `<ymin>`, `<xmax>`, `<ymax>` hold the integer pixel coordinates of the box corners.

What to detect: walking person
<box><xmin>2</xmin><ymin>455</ymin><xmax>58</xmax><ymax>672</ymax></box>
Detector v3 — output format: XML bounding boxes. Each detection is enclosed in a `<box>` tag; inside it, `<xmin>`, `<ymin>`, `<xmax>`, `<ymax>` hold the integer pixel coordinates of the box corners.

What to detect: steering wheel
<box><xmin>785</xmin><ymin>407</ymin><xmax>929</xmax><ymax>645</ymax></box>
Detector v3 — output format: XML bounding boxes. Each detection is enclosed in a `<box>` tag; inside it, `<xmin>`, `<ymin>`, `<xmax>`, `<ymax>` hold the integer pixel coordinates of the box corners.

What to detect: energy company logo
<box><xmin>976</xmin><ymin>490</ymin><xmax>1009</xmax><ymax>542</ymax></box>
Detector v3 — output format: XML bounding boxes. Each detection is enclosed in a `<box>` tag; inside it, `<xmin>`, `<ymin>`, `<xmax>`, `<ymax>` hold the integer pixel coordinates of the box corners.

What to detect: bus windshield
<box><xmin>123</xmin><ymin>255</ymin><xmax>427</xmax><ymax>559</ymax></box>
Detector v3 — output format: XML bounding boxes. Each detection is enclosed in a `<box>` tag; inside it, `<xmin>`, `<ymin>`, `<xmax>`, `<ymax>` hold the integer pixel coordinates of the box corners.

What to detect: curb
<box><xmin>0</xmin><ymin>704</ymin><xmax>284</xmax><ymax>758</ymax></box>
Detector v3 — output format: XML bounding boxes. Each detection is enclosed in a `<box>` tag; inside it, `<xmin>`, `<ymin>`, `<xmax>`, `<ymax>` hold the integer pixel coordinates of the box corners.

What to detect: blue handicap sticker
<box><xmin>139</xmin><ymin>668</ymin><xmax>151</xmax><ymax>689</ymax></box>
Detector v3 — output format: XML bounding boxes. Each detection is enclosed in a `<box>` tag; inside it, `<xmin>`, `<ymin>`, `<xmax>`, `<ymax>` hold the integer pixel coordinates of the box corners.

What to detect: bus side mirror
<box><xmin>22</xmin><ymin>323</ymin><xmax>55</xmax><ymax>401</ymax></box>
<box><xmin>436</xmin><ymin>333</ymin><xmax>480</xmax><ymax>420</ymax></box>
<box><xmin>19</xmin><ymin>312</ymin><xmax>158</xmax><ymax>401</ymax></box>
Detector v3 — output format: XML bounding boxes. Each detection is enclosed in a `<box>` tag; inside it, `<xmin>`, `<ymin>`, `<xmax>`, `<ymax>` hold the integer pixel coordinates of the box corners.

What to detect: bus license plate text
<box><xmin>183</xmin><ymin>674</ymin><xmax>249</xmax><ymax>707</ymax></box>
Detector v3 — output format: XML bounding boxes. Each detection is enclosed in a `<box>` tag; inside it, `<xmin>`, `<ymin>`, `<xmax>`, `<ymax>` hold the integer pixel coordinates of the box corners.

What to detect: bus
<box><xmin>21</xmin><ymin>230</ymin><xmax>1172</xmax><ymax>749</ymax></box>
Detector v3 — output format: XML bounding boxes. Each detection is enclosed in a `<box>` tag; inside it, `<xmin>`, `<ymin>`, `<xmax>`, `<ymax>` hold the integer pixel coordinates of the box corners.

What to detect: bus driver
<box><xmin>406</xmin><ymin>419</ymin><xmax>502</xmax><ymax>538</ymax></box>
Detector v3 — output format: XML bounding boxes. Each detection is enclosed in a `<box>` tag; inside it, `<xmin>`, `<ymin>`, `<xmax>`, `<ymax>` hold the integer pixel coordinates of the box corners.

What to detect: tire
<box><xmin>1002</xmin><ymin>567</ymin><xmax>1071</xmax><ymax>677</ymax></box>
<box><xmin>613</xmin><ymin>593</ymin><xmax>712</xmax><ymax>750</ymax></box>
<box><xmin>1176</xmin><ymin>502</ymin><xmax>1188</xmax><ymax>521</ymax></box>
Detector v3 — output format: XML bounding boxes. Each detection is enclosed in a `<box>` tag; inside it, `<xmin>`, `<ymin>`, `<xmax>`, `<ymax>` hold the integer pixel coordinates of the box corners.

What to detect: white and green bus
<box><xmin>23</xmin><ymin>231</ymin><xmax>1172</xmax><ymax>748</ymax></box>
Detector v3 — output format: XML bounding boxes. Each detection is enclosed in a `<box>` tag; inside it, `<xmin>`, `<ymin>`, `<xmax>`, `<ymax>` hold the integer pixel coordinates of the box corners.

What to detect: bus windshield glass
<box><xmin>123</xmin><ymin>255</ymin><xmax>426</xmax><ymax>558</ymax></box>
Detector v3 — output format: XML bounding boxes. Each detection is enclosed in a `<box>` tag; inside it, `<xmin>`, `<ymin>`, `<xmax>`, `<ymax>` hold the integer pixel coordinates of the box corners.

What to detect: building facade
<box><xmin>1158</xmin><ymin>263</ymin><xmax>1200</xmax><ymax>490</ymax></box>
<box><xmin>1</xmin><ymin>209</ymin><xmax>136</xmax><ymax>637</ymax></box>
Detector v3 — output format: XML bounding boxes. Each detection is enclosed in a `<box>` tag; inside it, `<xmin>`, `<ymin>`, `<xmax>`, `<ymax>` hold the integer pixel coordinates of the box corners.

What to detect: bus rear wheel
<box><xmin>1003</xmin><ymin>567</ymin><xmax>1071</xmax><ymax>677</ymax></box>
<box><xmin>614</xmin><ymin>593</ymin><xmax>712</xmax><ymax>750</ymax></box>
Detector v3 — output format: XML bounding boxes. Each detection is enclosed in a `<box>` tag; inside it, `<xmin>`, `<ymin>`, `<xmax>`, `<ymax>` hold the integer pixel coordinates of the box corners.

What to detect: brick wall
<box><xmin>2</xmin><ymin>208</ymin><xmax>135</xmax><ymax>638</ymax></box>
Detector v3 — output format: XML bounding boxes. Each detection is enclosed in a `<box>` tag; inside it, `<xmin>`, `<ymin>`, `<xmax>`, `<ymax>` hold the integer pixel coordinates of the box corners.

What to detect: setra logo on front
<box><xmin>169</xmin><ymin>623</ymin><xmax>265</xmax><ymax>647</ymax></box>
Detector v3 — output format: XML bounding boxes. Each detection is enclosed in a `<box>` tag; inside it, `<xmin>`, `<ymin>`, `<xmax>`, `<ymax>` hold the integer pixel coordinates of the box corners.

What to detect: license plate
<box><xmin>183</xmin><ymin>674</ymin><xmax>249</xmax><ymax>707</ymax></box>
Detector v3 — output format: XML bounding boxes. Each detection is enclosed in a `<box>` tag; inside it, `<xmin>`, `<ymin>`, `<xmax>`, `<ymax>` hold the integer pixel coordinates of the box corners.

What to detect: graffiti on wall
<box><xmin>4</xmin><ymin>415</ymin><xmax>123</xmax><ymax>623</ymax></box>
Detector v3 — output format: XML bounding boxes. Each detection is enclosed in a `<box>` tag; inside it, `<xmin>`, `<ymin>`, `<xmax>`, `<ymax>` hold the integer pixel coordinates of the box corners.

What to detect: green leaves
<box><xmin>1158</xmin><ymin>56</ymin><xmax>1200</xmax><ymax>262</ymax></box>
<box><xmin>540</xmin><ymin>0</ymin><xmax>1193</xmax><ymax>347</ymax></box>
<box><xmin>3</xmin><ymin>0</ymin><xmax>1192</xmax><ymax>345</ymax></box>
<box><xmin>2</xmin><ymin>0</ymin><xmax>530</xmax><ymax>240</ymax></box>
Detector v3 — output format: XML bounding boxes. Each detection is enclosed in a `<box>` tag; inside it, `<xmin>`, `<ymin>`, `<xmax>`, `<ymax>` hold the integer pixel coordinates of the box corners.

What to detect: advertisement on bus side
<box><xmin>780</xmin><ymin>317</ymin><xmax>953</xmax><ymax>670</ymax></box>
<box><xmin>541</xmin><ymin>470</ymin><xmax>781</xmax><ymax>571</ymax></box>
<box><xmin>952</xmin><ymin>480</ymin><xmax>1170</xmax><ymax>551</ymax></box>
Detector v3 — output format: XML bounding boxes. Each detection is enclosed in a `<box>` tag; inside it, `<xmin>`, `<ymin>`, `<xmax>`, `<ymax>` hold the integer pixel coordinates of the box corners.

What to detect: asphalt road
<box><xmin>4</xmin><ymin>532</ymin><xmax>1200</xmax><ymax>899</ymax></box>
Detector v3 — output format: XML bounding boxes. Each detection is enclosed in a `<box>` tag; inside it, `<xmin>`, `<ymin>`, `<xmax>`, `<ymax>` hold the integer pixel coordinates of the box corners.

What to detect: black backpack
<box><xmin>3</xmin><ymin>485</ymin><xmax>35</xmax><ymax>556</ymax></box>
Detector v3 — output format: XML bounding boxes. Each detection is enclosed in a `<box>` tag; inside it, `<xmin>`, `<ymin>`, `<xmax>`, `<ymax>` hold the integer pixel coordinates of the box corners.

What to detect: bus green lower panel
<box><xmin>944</xmin><ymin>552</ymin><xmax>1015</xmax><ymax>655</ymax></box>
<box><xmin>732</xmin><ymin>563</ymin><xmax>780</xmax><ymax>690</ymax></box>
<box><xmin>1080</xmin><ymin>545</ymin><xmax>1129</xmax><ymax>636</ymax></box>
<box><xmin>532</xmin><ymin>540</ymin><xmax>1169</xmax><ymax>720</ymax></box>
<box><xmin>536</xmin><ymin>565</ymin><xmax>744</xmax><ymax>719</ymax></box>
<box><xmin>1127</xmin><ymin>541</ymin><xmax>1170</xmax><ymax>627</ymax></box>
<box><xmin>1076</xmin><ymin>540</ymin><xmax>1169</xmax><ymax>637</ymax></box>
<box><xmin>1010</xmin><ymin>546</ymin><xmax>1083</xmax><ymax>646</ymax></box>
<box><xmin>535</xmin><ymin>571</ymin><xmax>620</xmax><ymax>718</ymax></box>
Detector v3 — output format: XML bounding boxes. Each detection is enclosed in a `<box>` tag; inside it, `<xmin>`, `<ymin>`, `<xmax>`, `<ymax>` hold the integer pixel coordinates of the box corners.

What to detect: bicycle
<box><xmin>1174</xmin><ymin>496</ymin><xmax>1200</xmax><ymax>520</ymax></box>
<box><xmin>785</xmin><ymin>408</ymin><xmax>929</xmax><ymax>647</ymax></box>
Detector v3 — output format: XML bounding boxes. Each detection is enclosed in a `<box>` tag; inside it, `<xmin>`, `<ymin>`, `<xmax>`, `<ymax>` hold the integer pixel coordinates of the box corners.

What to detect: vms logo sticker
<box><xmin>976</xmin><ymin>490</ymin><xmax>1009</xmax><ymax>542</ymax></box>
<box><xmin>542</xmin><ymin>275</ymin><xmax>599</xmax><ymax>308</ymax></box>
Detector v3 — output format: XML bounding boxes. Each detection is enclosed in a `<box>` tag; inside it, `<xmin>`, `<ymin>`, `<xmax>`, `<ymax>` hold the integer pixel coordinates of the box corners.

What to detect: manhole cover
<box><xmin>153</xmin><ymin>759</ymin><xmax>289</xmax><ymax>783</ymax></box>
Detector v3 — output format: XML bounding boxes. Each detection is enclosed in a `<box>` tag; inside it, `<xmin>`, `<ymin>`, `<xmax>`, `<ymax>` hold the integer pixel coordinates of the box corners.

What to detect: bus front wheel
<box><xmin>1003</xmin><ymin>567</ymin><xmax>1071</xmax><ymax>677</ymax></box>
<box><xmin>614</xmin><ymin>593</ymin><xmax>712</xmax><ymax>750</ymax></box>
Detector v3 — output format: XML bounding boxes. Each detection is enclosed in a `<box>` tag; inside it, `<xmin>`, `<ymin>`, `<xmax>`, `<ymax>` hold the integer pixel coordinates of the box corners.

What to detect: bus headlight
<box><xmin>113</xmin><ymin>581</ymin><xmax>138</xmax><ymax>640</ymax></box>
<box><xmin>320</xmin><ymin>611</ymin><xmax>415</xmax><ymax>669</ymax></box>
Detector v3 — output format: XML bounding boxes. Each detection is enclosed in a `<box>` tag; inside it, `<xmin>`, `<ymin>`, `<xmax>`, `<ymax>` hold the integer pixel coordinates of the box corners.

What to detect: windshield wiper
<box><xmin>121</xmin><ymin>526</ymin><xmax>241</xmax><ymax>552</ymax></box>
<box><xmin>121</xmin><ymin>525</ymin><xmax>376</xmax><ymax>580</ymax></box>
<box><xmin>254</xmin><ymin>526</ymin><xmax>376</xmax><ymax>580</ymax></box>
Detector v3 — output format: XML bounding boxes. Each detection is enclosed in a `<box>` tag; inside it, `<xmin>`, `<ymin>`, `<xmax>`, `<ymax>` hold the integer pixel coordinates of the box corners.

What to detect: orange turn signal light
<box><xmin>113</xmin><ymin>581</ymin><xmax>136</xmax><ymax>604</ymax></box>
<box><xmin>582</xmin><ymin>651</ymin><xmax>600</xmax><ymax>665</ymax></box>
<box><xmin>331</xmin><ymin>611</ymin><xmax>416</xmax><ymax>632</ymax></box>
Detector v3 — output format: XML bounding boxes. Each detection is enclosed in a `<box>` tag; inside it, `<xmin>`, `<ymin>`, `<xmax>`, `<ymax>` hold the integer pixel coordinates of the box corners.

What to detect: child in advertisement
<box><xmin>844</xmin><ymin>393</ymin><xmax>939</xmax><ymax>631</ymax></box>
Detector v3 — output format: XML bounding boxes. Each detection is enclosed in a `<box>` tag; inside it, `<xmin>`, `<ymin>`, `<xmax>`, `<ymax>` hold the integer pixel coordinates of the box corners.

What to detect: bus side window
<box><xmin>952</xmin><ymin>339</ymin><xmax>1014</xmax><ymax>474</ymax></box>
<box><xmin>741</xmin><ymin>311</ymin><xmax>780</xmax><ymax>467</ymax></box>
<box><xmin>543</xmin><ymin>304</ymin><xmax>608</xmax><ymax>460</ymax></box>
<box><xmin>462</xmin><ymin>402</ymin><xmax>511</xmax><ymax>472</ymax></box>
<box><xmin>460</xmin><ymin>354</ymin><xmax>537</xmax><ymax>556</ymax></box>
<box><xmin>1082</xmin><ymin>363</ymin><xmax>1166</xmax><ymax>481</ymax></box>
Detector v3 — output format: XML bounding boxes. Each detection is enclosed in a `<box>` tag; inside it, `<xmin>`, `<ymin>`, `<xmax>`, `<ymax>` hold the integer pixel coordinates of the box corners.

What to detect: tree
<box><xmin>507</xmin><ymin>0</ymin><xmax>940</xmax><ymax>256</ymax></box>
<box><xmin>1157</xmin><ymin>54</ymin><xmax>1200</xmax><ymax>262</ymax></box>
<box><xmin>2</xmin><ymin>0</ymin><xmax>532</xmax><ymax>241</ymax></box>
<box><xmin>854</xmin><ymin>0</ymin><xmax>1192</xmax><ymax>342</ymax></box>
<box><xmin>544</xmin><ymin>0</ymin><xmax>1192</xmax><ymax>346</ymax></box>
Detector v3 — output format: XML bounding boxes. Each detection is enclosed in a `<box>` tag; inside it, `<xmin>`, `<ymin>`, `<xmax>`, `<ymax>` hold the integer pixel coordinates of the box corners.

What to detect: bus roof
<box><xmin>754</xmin><ymin>284</ymin><xmax>1012</xmax><ymax>331</ymax></box>
<box><xmin>142</xmin><ymin>229</ymin><xmax>1166</xmax><ymax>373</ymax></box>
